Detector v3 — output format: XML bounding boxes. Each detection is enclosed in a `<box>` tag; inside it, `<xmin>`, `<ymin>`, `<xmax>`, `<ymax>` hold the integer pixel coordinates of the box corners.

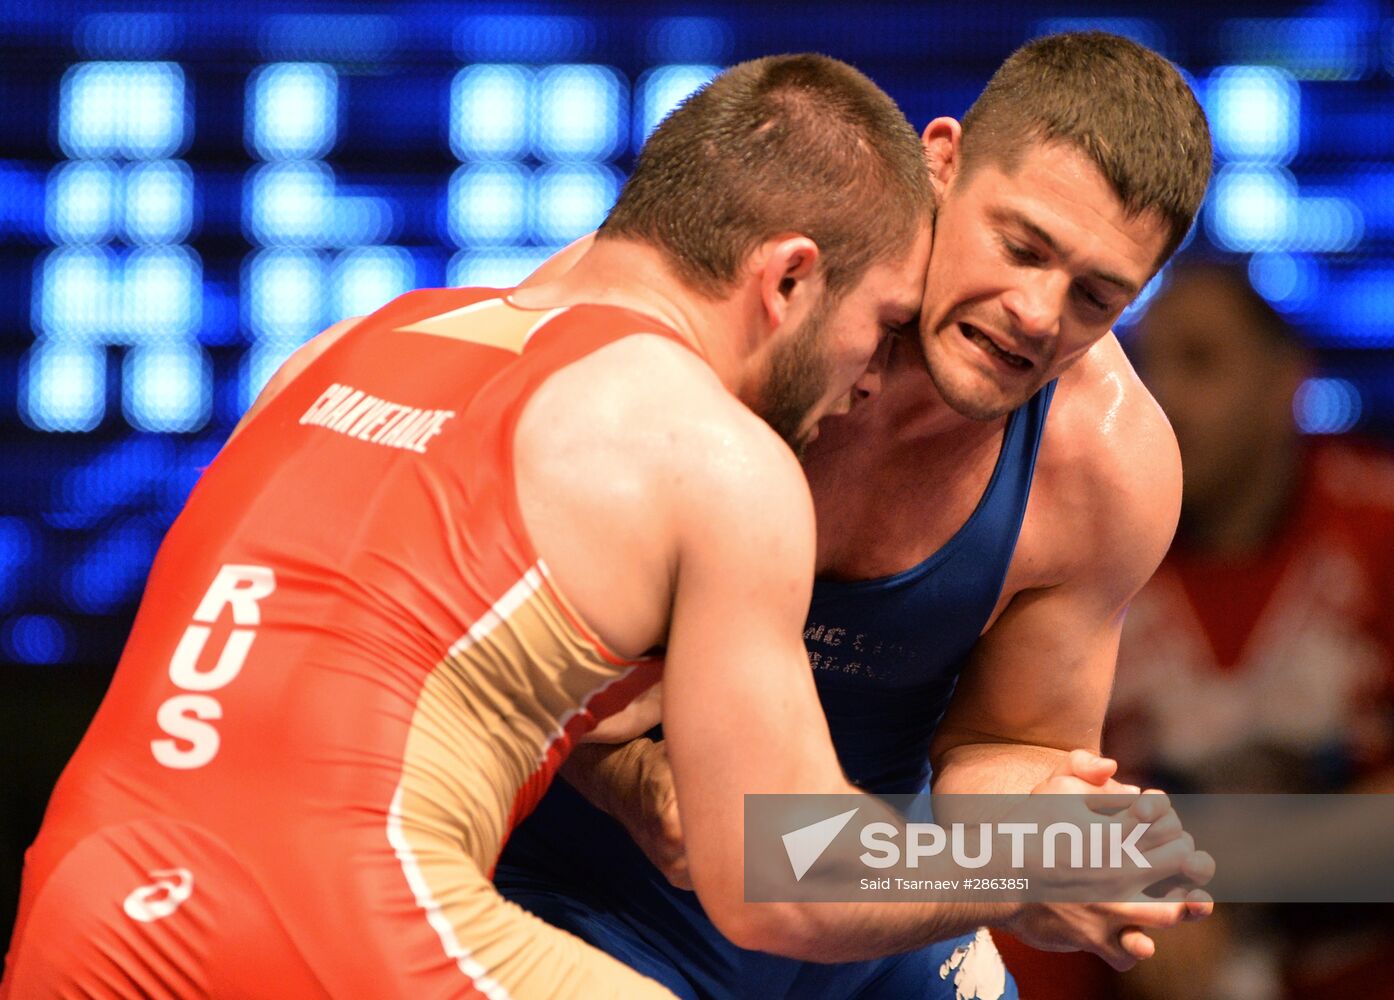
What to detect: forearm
<box><xmin>728</xmin><ymin>784</ymin><xmax>1030</xmax><ymax>961</ymax></box>
<box><xmin>567</xmin><ymin>741</ymin><xmax>1022</xmax><ymax>960</ymax></box>
<box><xmin>767</xmin><ymin>897</ymin><xmax>1017</xmax><ymax>963</ymax></box>
<box><xmin>560</xmin><ymin>736</ymin><xmax>656</xmax><ymax>820</ymax></box>
<box><xmin>931</xmin><ymin>741</ymin><xmax>1071</xmax><ymax>794</ymax></box>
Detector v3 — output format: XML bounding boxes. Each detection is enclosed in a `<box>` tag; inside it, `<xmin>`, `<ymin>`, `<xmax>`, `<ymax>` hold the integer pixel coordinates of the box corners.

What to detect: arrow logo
<box><xmin>781</xmin><ymin>808</ymin><xmax>859</xmax><ymax>882</ymax></box>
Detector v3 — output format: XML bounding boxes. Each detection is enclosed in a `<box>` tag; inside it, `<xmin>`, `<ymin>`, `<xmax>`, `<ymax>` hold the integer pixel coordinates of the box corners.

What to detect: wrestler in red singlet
<box><xmin>2</xmin><ymin>288</ymin><xmax>679</xmax><ymax>999</ymax></box>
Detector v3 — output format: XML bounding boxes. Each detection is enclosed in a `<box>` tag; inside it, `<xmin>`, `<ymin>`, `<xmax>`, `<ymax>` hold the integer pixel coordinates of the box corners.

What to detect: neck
<box><xmin>876</xmin><ymin>338</ymin><xmax>1007</xmax><ymax>443</ymax></box>
<box><xmin>508</xmin><ymin>237</ymin><xmax>757</xmax><ymax>395</ymax></box>
<box><xmin>1181</xmin><ymin>435</ymin><xmax>1302</xmax><ymax>557</ymax></box>
<box><xmin>811</xmin><ymin>338</ymin><xmax>1006</xmax><ymax>466</ymax></box>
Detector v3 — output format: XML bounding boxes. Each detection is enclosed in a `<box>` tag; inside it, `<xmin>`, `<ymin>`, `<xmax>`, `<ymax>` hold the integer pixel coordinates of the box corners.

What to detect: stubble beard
<box><xmin>758</xmin><ymin>304</ymin><xmax>832</xmax><ymax>459</ymax></box>
<box><xmin>922</xmin><ymin>325</ymin><xmax>1045</xmax><ymax>422</ymax></box>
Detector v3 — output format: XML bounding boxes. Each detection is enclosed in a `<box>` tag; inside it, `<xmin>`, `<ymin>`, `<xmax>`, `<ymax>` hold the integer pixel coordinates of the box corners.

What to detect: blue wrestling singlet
<box><xmin>495</xmin><ymin>382</ymin><xmax>1057</xmax><ymax>999</ymax></box>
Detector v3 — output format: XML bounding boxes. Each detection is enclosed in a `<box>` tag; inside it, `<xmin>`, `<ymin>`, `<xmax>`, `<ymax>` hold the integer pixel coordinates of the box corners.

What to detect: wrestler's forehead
<box><xmin>851</xmin><ymin>221</ymin><xmax>933</xmax><ymax>314</ymax></box>
<box><xmin>956</xmin><ymin>141</ymin><xmax>1167</xmax><ymax>285</ymax></box>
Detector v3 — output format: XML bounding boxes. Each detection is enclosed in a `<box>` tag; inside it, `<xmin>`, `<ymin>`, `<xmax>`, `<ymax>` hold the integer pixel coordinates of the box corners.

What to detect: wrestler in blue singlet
<box><xmin>495</xmin><ymin>382</ymin><xmax>1058</xmax><ymax>999</ymax></box>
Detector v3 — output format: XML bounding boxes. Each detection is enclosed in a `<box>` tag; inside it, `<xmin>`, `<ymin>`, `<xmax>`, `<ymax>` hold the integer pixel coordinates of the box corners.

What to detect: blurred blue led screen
<box><xmin>1</xmin><ymin>2</ymin><xmax>1392</xmax><ymax>665</ymax></box>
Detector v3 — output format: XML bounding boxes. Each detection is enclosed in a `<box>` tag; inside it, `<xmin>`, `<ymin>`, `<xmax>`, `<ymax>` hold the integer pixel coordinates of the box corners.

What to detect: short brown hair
<box><xmin>601</xmin><ymin>54</ymin><xmax>932</xmax><ymax>298</ymax></box>
<box><xmin>960</xmin><ymin>31</ymin><xmax>1212</xmax><ymax>266</ymax></box>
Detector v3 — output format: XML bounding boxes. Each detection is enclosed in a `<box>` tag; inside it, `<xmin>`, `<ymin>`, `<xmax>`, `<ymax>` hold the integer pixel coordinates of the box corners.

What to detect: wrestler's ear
<box><xmin>756</xmin><ymin>234</ymin><xmax>821</xmax><ymax>334</ymax></box>
<box><xmin>922</xmin><ymin>117</ymin><xmax>962</xmax><ymax>198</ymax></box>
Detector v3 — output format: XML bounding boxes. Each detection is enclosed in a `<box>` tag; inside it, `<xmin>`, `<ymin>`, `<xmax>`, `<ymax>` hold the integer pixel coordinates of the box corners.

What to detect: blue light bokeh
<box><xmin>123</xmin><ymin>160</ymin><xmax>195</xmax><ymax>246</ymax></box>
<box><xmin>634</xmin><ymin>65</ymin><xmax>719</xmax><ymax>150</ymax></box>
<box><xmin>532</xmin><ymin>65</ymin><xmax>626</xmax><ymax>162</ymax></box>
<box><xmin>530</xmin><ymin>164</ymin><xmax>622</xmax><ymax>245</ymax></box>
<box><xmin>45</xmin><ymin>160</ymin><xmax>119</xmax><ymax>244</ymax></box>
<box><xmin>1208</xmin><ymin>65</ymin><xmax>1301</xmax><ymax>164</ymax></box>
<box><xmin>3</xmin><ymin>615</ymin><xmax>71</xmax><ymax>665</ymax></box>
<box><xmin>451</xmin><ymin>65</ymin><xmax>532</xmax><ymax>161</ymax></box>
<box><xmin>59</xmin><ymin>62</ymin><xmax>187</xmax><ymax>160</ymax></box>
<box><xmin>1294</xmin><ymin>377</ymin><xmax>1363</xmax><ymax>435</ymax></box>
<box><xmin>2</xmin><ymin>3</ymin><xmax>1394</xmax><ymax>666</ymax></box>
<box><xmin>448</xmin><ymin>163</ymin><xmax>530</xmax><ymax>247</ymax></box>
<box><xmin>247</xmin><ymin>63</ymin><xmax>338</xmax><ymax>161</ymax></box>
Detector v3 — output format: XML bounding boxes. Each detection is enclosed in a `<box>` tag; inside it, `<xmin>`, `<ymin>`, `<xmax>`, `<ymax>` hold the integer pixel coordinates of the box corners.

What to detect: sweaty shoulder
<box><xmin>1035</xmin><ymin>334</ymin><xmax>1182</xmax><ymax>589</ymax></box>
<box><xmin>514</xmin><ymin>330</ymin><xmax>812</xmax><ymax>659</ymax></box>
<box><xmin>518</xmin><ymin>330</ymin><xmax>802</xmax><ymax>490</ymax></box>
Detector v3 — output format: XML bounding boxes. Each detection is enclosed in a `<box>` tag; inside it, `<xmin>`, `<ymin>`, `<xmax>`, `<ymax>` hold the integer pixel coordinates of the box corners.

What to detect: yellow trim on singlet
<box><xmin>396</xmin><ymin>298</ymin><xmax>566</xmax><ymax>355</ymax></box>
<box><xmin>389</xmin><ymin>561</ymin><xmax>645</xmax><ymax>867</ymax></box>
<box><xmin>386</xmin><ymin>565</ymin><xmax>673</xmax><ymax>998</ymax></box>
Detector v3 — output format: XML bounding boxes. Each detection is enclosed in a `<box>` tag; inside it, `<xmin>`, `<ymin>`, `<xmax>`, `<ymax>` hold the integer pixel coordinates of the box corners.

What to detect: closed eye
<box><xmin>1000</xmin><ymin>236</ymin><xmax>1044</xmax><ymax>266</ymax></box>
<box><xmin>1074</xmin><ymin>282</ymin><xmax>1112</xmax><ymax>312</ymax></box>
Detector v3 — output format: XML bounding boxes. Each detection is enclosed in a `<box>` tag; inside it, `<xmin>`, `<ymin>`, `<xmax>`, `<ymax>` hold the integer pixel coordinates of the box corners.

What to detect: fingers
<box><xmin>1133</xmin><ymin>801</ymin><xmax>1183</xmax><ymax>850</ymax></box>
<box><xmin>1041</xmin><ymin>750</ymin><xmax>1140</xmax><ymax>799</ymax></box>
<box><xmin>1138</xmin><ymin>831</ymin><xmax>1198</xmax><ymax>880</ymax></box>
<box><xmin>1099</xmin><ymin>777</ymin><xmax>1142</xmax><ymax>795</ymax></box>
<box><xmin>1081</xmin><ymin>788</ymin><xmax>1143</xmax><ymax>814</ymax></box>
<box><xmin>1129</xmin><ymin>790</ymin><xmax>1171</xmax><ymax>824</ymax></box>
<box><xmin>1107</xmin><ymin>893</ymin><xmax>1216</xmax><ymax>970</ymax></box>
<box><xmin>1068</xmin><ymin>749</ymin><xmax>1116</xmax><ymax>781</ymax></box>
<box><xmin>1118</xmin><ymin>926</ymin><xmax>1155</xmax><ymax>962</ymax></box>
<box><xmin>1106</xmin><ymin>898</ymin><xmax>1190</xmax><ymax>929</ymax></box>
<box><xmin>1140</xmin><ymin>846</ymin><xmax>1214</xmax><ymax>890</ymax></box>
<box><xmin>1093</xmin><ymin>931</ymin><xmax>1142</xmax><ymax>972</ymax></box>
<box><xmin>1058</xmin><ymin>749</ymin><xmax>1120</xmax><ymax>785</ymax></box>
<box><xmin>1048</xmin><ymin>891</ymin><xmax>1218</xmax><ymax>973</ymax></box>
<box><xmin>1182</xmin><ymin>850</ymin><xmax>1216</xmax><ymax>886</ymax></box>
<box><xmin>647</xmin><ymin>825</ymin><xmax>691</xmax><ymax>890</ymax></box>
<box><xmin>1140</xmin><ymin>871</ymin><xmax>1214</xmax><ymax>915</ymax></box>
<box><xmin>1182</xmin><ymin>888</ymin><xmax>1214</xmax><ymax>922</ymax></box>
<box><xmin>651</xmin><ymin>798</ymin><xmax>689</xmax><ymax>888</ymax></box>
<box><xmin>1103</xmin><ymin>889</ymin><xmax>1216</xmax><ymax>927</ymax></box>
<box><xmin>660</xmin><ymin>799</ymin><xmax>684</xmax><ymax>845</ymax></box>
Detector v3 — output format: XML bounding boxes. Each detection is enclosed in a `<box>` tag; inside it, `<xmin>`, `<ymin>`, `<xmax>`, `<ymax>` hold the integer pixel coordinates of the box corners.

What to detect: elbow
<box><xmin>708</xmin><ymin>902</ymin><xmax>829</xmax><ymax>961</ymax></box>
<box><xmin>688</xmin><ymin>844</ymin><xmax>855</xmax><ymax>961</ymax></box>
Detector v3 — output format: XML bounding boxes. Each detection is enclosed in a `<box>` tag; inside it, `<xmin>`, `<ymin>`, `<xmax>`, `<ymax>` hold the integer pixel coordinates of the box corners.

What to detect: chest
<box><xmin>809</xmin><ymin>431</ymin><xmax>1001</xmax><ymax>582</ymax></box>
<box><xmin>808</xmin><ymin>425</ymin><xmax>1071</xmax><ymax>639</ymax></box>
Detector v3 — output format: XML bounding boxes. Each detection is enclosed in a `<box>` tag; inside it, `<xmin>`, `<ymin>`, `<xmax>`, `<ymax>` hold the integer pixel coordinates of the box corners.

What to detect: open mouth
<box><xmin>961</xmin><ymin>323</ymin><xmax>1032</xmax><ymax>371</ymax></box>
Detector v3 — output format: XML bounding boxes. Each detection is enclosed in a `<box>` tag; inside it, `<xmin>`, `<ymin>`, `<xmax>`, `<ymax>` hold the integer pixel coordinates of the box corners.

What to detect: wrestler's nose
<box><xmin>853</xmin><ymin>369</ymin><xmax>880</xmax><ymax>402</ymax></box>
<box><xmin>854</xmin><ymin>338</ymin><xmax>892</xmax><ymax>400</ymax></box>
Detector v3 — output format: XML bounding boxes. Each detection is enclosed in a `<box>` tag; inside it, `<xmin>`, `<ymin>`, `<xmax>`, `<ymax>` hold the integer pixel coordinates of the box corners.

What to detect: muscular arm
<box><xmin>931</xmin><ymin>358</ymin><xmax>1184</xmax><ymax>795</ymax></box>
<box><xmin>546</xmin><ymin>346</ymin><xmax>1199</xmax><ymax>967</ymax></box>
<box><xmin>512</xmin><ymin>336</ymin><xmax>998</xmax><ymax>957</ymax></box>
<box><xmin>658</xmin><ymin>417</ymin><xmax>1007</xmax><ymax>959</ymax></box>
<box><xmin>930</xmin><ymin>584</ymin><xmax>1128</xmax><ymax>794</ymax></box>
<box><xmin>926</xmin><ymin>363</ymin><xmax>1214</xmax><ymax>965</ymax></box>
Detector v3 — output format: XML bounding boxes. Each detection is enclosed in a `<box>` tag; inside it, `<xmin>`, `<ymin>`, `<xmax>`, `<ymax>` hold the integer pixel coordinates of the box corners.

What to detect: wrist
<box><xmin>608</xmin><ymin>736</ymin><xmax>660</xmax><ymax>822</ymax></box>
<box><xmin>562</xmin><ymin>736</ymin><xmax>654</xmax><ymax>819</ymax></box>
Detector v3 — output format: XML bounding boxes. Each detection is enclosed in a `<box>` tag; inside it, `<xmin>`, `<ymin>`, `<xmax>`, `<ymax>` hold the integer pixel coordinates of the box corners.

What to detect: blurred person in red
<box><xmin>1103</xmin><ymin>259</ymin><xmax>1394</xmax><ymax>1000</ymax></box>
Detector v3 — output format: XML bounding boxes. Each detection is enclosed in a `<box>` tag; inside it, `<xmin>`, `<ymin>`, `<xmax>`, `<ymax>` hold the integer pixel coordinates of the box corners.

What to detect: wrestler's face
<box><xmin>919</xmin><ymin>131</ymin><xmax>1170</xmax><ymax>420</ymax></box>
<box><xmin>759</xmin><ymin>222</ymin><xmax>931</xmax><ymax>453</ymax></box>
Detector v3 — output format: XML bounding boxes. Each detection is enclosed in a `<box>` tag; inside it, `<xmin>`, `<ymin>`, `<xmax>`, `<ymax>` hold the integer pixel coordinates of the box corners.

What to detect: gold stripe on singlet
<box><xmin>385</xmin><ymin>565</ymin><xmax>672</xmax><ymax>997</ymax></box>
<box><xmin>396</xmin><ymin>299</ymin><xmax>565</xmax><ymax>355</ymax></box>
